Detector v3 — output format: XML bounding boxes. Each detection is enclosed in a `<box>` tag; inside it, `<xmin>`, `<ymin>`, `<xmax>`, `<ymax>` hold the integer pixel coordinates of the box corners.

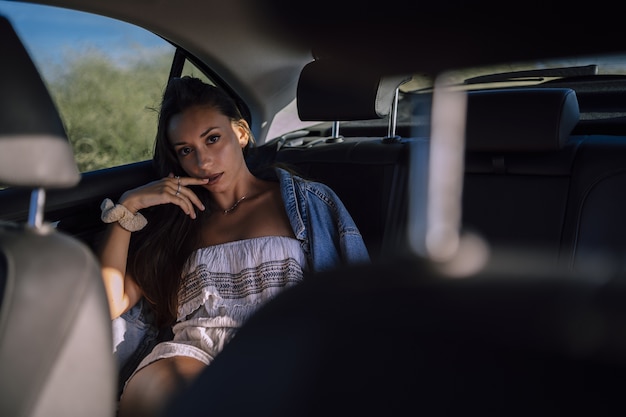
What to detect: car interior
<box><xmin>163</xmin><ymin>66</ymin><xmax>626</xmax><ymax>417</ymax></box>
<box><xmin>2</xmin><ymin>0</ymin><xmax>626</xmax><ymax>416</ymax></box>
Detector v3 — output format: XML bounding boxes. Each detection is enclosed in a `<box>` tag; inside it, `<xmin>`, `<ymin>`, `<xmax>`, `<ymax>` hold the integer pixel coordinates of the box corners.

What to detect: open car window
<box><xmin>0</xmin><ymin>1</ymin><xmax>175</xmax><ymax>173</ymax></box>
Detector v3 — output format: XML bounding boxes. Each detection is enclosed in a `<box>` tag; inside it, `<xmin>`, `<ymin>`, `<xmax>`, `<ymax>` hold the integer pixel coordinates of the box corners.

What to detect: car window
<box><xmin>266</xmin><ymin>98</ymin><xmax>321</xmax><ymax>142</ymax></box>
<box><xmin>0</xmin><ymin>1</ymin><xmax>175</xmax><ymax>173</ymax></box>
<box><xmin>181</xmin><ymin>60</ymin><xmax>214</xmax><ymax>85</ymax></box>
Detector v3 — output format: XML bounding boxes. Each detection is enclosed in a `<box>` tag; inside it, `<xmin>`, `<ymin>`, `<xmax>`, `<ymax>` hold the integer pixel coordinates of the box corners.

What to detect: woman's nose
<box><xmin>195</xmin><ymin>147</ymin><xmax>212</xmax><ymax>168</ymax></box>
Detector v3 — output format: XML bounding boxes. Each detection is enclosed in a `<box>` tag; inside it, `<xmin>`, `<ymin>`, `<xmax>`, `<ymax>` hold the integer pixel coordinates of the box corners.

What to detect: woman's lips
<box><xmin>207</xmin><ymin>173</ymin><xmax>222</xmax><ymax>185</ymax></box>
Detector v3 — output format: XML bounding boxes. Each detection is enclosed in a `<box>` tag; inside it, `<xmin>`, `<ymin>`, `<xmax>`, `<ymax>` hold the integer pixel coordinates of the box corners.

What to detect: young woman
<box><xmin>98</xmin><ymin>76</ymin><xmax>370</xmax><ymax>417</ymax></box>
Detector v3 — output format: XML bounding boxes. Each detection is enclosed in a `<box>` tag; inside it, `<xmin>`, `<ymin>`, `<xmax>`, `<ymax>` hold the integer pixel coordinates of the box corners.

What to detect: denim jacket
<box><xmin>276</xmin><ymin>167</ymin><xmax>370</xmax><ymax>270</ymax></box>
<box><xmin>112</xmin><ymin>167</ymin><xmax>369</xmax><ymax>392</ymax></box>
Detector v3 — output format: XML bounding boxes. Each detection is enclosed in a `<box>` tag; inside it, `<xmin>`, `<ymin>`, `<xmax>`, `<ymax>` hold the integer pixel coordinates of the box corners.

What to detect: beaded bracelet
<box><xmin>100</xmin><ymin>198</ymin><xmax>147</xmax><ymax>232</ymax></box>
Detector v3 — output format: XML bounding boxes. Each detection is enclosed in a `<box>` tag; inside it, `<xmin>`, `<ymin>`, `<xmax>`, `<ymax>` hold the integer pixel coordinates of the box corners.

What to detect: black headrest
<box><xmin>297</xmin><ymin>59</ymin><xmax>409</xmax><ymax>121</ymax></box>
<box><xmin>465</xmin><ymin>88</ymin><xmax>580</xmax><ymax>152</ymax></box>
<box><xmin>0</xmin><ymin>16</ymin><xmax>80</xmax><ymax>188</ymax></box>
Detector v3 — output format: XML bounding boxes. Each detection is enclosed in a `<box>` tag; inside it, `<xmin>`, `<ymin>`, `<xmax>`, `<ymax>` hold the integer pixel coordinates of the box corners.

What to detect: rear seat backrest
<box><xmin>279</xmin><ymin>68</ymin><xmax>592</xmax><ymax>269</ymax></box>
<box><xmin>462</xmin><ymin>88</ymin><xmax>580</xmax><ymax>263</ymax></box>
<box><xmin>560</xmin><ymin>135</ymin><xmax>626</xmax><ymax>271</ymax></box>
<box><xmin>275</xmin><ymin>139</ymin><xmax>412</xmax><ymax>261</ymax></box>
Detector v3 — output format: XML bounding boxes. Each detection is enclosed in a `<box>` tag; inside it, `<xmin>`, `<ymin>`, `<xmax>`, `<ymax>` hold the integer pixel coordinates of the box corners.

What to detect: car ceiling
<box><xmin>15</xmin><ymin>0</ymin><xmax>626</xmax><ymax>135</ymax></box>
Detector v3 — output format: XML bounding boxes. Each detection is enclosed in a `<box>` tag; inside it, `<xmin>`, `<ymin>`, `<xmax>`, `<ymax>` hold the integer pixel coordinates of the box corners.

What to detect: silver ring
<box><xmin>174</xmin><ymin>176</ymin><xmax>181</xmax><ymax>196</ymax></box>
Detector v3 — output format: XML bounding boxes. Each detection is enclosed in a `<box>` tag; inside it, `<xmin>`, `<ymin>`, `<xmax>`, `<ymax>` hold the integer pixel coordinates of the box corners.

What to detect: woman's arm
<box><xmin>98</xmin><ymin>174</ymin><xmax>208</xmax><ymax>319</ymax></box>
<box><xmin>100</xmin><ymin>222</ymin><xmax>142</xmax><ymax>319</ymax></box>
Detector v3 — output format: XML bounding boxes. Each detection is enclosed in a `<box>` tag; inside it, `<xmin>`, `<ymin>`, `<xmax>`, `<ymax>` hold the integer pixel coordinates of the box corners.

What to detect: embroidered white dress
<box><xmin>130</xmin><ymin>235</ymin><xmax>306</xmax><ymax>375</ymax></box>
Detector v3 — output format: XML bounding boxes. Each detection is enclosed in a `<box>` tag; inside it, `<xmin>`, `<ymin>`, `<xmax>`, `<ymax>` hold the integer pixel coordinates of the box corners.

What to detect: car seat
<box><xmin>0</xmin><ymin>15</ymin><xmax>116</xmax><ymax>417</ymax></box>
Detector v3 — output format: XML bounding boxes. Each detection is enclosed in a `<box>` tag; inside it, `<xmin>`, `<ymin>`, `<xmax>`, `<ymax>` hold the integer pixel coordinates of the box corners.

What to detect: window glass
<box><xmin>267</xmin><ymin>98</ymin><xmax>319</xmax><ymax>142</ymax></box>
<box><xmin>0</xmin><ymin>1</ymin><xmax>175</xmax><ymax>172</ymax></box>
<box><xmin>181</xmin><ymin>60</ymin><xmax>215</xmax><ymax>86</ymax></box>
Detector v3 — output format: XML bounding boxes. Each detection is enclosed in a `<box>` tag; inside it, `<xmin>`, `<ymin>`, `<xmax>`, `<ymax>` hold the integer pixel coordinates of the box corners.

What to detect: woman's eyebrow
<box><xmin>200</xmin><ymin>126</ymin><xmax>218</xmax><ymax>138</ymax></box>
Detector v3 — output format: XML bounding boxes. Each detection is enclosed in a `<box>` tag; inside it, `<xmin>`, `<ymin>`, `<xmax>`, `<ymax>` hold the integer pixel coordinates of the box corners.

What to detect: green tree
<box><xmin>47</xmin><ymin>49</ymin><xmax>172</xmax><ymax>172</ymax></box>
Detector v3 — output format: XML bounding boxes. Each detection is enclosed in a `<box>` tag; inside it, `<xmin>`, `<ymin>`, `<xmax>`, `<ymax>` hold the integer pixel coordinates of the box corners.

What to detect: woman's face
<box><xmin>167</xmin><ymin>104</ymin><xmax>249</xmax><ymax>192</ymax></box>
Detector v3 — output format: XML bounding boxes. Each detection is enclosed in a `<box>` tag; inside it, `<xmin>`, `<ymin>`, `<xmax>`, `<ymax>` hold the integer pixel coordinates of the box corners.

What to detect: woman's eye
<box><xmin>178</xmin><ymin>147</ymin><xmax>192</xmax><ymax>156</ymax></box>
<box><xmin>207</xmin><ymin>135</ymin><xmax>220</xmax><ymax>144</ymax></box>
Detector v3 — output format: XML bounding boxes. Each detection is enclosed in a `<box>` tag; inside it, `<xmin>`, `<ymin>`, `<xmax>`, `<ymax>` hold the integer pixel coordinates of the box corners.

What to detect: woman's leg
<box><xmin>118</xmin><ymin>356</ymin><xmax>206</xmax><ymax>417</ymax></box>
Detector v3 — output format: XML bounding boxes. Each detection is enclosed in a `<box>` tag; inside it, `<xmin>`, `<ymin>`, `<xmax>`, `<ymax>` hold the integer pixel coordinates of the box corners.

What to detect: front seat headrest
<box><xmin>0</xmin><ymin>15</ymin><xmax>80</xmax><ymax>189</ymax></box>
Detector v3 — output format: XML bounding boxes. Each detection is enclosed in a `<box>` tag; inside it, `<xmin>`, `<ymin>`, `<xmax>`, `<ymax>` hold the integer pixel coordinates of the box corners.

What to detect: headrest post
<box><xmin>28</xmin><ymin>188</ymin><xmax>46</xmax><ymax>229</ymax></box>
<box><xmin>325</xmin><ymin>121</ymin><xmax>344</xmax><ymax>144</ymax></box>
<box><xmin>387</xmin><ymin>88</ymin><xmax>399</xmax><ymax>138</ymax></box>
<box><xmin>331</xmin><ymin>121</ymin><xmax>340</xmax><ymax>138</ymax></box>
<box><xmin>383</xmin><ymin>88</ymin><xmax>402</xmax><ymax>143</ymax></box>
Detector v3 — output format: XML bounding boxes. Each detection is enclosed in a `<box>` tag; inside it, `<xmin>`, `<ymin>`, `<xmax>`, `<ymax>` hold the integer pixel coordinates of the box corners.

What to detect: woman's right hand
<box><xmin>118</xmin><ymin>173</ymin><xmax>208</xmax><ymax>219</ymax></box>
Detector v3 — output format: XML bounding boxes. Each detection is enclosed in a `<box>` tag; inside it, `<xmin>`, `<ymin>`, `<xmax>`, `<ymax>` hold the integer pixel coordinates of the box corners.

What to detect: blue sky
<box><xmin>0</xmin><ymin>1</ymin><xmax>166</xmax><ymax>61</ymax></box>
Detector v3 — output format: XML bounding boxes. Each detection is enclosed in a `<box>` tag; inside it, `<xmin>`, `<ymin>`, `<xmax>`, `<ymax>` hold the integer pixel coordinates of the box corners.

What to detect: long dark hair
<box><xmin>128</xmin><ymin>76</ymin><xmax>253</xmax><ymax>326</ymax></box>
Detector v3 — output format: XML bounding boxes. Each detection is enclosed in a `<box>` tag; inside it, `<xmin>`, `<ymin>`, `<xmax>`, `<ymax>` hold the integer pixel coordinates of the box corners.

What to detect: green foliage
<box><xmin>46</xmin><ymin>49</ymin><xmax>173</xmax><ymax>172</ymax></box>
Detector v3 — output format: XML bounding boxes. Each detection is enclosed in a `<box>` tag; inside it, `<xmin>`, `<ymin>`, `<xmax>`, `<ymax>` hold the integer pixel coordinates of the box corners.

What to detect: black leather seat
<box><xmin>0</xmin><ymin>15</ymin><xmax>116</xmax><ymax>417</ymax></box>
<box><xmin>273</xmin><ymin>59</ymin><xmax>412</xmax><ymax>260</ymax></box>
<box><xmin>560</xmin><ymin>134</ymin><xmax>626</xmax><ymax>271</ymax></box>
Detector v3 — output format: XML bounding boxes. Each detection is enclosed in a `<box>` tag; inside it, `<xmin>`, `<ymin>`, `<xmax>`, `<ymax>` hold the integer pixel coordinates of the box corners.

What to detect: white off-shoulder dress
<box><xmin>129</xmin><ymin>235</ymin><xmax>306</xmax><ymax>377</ymax></box>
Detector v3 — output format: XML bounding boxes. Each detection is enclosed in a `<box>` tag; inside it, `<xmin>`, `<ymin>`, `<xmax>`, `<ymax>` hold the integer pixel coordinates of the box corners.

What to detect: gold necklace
<box><xmin>223</xmin><ymin>195</ymin><xmax>247</xmax><ymax>215</ymax></box>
